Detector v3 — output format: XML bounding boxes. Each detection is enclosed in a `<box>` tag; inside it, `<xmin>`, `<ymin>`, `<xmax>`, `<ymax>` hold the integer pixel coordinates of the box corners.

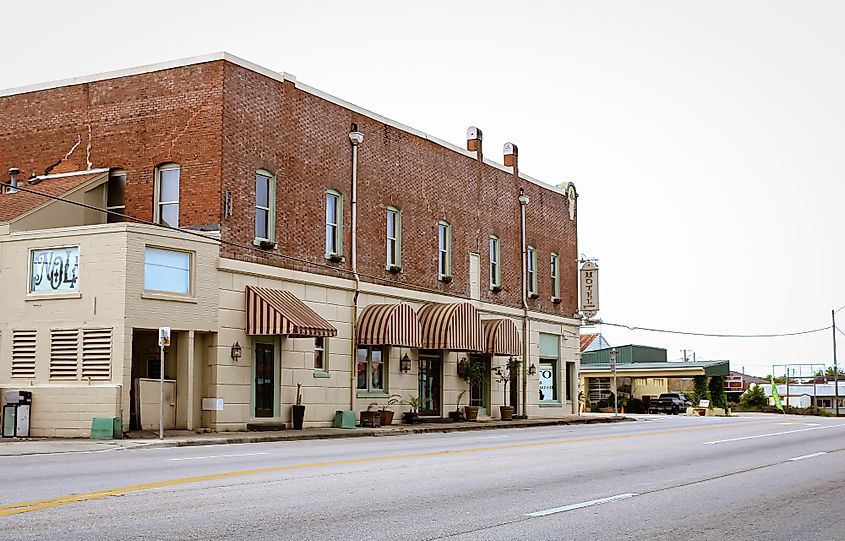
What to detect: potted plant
<box><xmin>292</xmin><ymin>383</ymin><xmax>305</xmax><ymax>430</ymax></box>
<box><xmin>360</xmin><ymin>402</ymin><xmax>381</xmax><ymax>428</ymax></box>
<box><xmin>403</xmin><ymin>395</ymin><xmax>421</xmax><ymax>424</ymax></box>
<box><xmin>492</xmin><ymin>356</ymin><xmax>521</xmax><ymax>420</ymax></box>
<box><xmin>462</xmin><ymin>357</ymin><xmax>486</xmax><ymax>421</ymax></box>
<box><xmin>379</xmin><ymin>394</ymin><xmax>401</xmax><ymax>426</ymax></box>
<box><xmin>449</xmin><ymin>390</ymin><xmax>467</xmax><ymax>421</ymax></box>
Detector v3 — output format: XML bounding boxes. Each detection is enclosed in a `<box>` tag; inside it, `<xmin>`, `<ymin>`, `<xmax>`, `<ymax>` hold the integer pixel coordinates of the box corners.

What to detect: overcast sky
<box><xmin>3</xmin><ymin>1</ymin><xmax>843</xmax><ymax>377</ymax></box>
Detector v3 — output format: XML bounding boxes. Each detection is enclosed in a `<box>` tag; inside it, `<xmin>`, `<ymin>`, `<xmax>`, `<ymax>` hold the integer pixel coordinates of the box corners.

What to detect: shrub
<box><xmin>693</xmin><ymin>375</ymin><xmax>710</xmax><ymax>405</ymax></box>
<box><xmin>626</xmin><ymin>398</ymin><xmax>646</xmax><ymax>414</ymax></box>
<box><xmin>709</xmin><ymin>376</ymin><xmax>728</xmax><ymax>409</ymax></box>
<box><xmin>741</xmin><ymin>384</ymin><xmax>768</xmax><ymax>408</ymax></box>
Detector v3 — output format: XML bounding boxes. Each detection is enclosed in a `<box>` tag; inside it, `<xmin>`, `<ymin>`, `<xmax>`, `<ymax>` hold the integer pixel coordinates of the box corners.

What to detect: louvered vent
<box><xmin>11</xmin><ymin>330</ymin><xmax>37</xmax><ymax>378</ymax></box>
<box><xmin>50</xmin><ymin>329</ymin><xmax>79</xmax><ymax>380</ymax></box>
<box><xmin>82</xmin><ymin>328</ymin><xmax>112</xmax><ymax>380</ymax></box>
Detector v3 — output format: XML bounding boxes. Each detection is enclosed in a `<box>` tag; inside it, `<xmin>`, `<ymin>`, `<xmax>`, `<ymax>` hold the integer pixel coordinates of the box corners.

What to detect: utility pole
<box><xmin>834</xmin><ymin>310</ymin><xmax>840</xmax><ymax>417</ymax></box>
<box><xmin>610</xmin><ymin>348</ymin><xmax>619</xmax><ymax>417</ymax></box>
<box><xmin>682</xmin><ymin>349</ymin><xmax>688</xmax><ymax>362</ymax></box>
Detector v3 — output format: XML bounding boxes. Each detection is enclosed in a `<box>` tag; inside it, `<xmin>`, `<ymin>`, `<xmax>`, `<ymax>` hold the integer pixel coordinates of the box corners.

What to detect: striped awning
<box><xmin>246</xmin><ymin>286</ymin><xmax>337</xmax><ymax>338</ymax></box>
<box><xmin>357</xmin><ymin>303</ymin><xmax>422</xmax><ymax>348</ymax></box>
<box><xmin>482</xmin><ymin>318</ymin><xmax>521</xmax><ymax>356</ymax></box>
<box><xmin>418</xmin><ymin>302</ymin><xmax>483</xmax><ymax>352</ymax></box>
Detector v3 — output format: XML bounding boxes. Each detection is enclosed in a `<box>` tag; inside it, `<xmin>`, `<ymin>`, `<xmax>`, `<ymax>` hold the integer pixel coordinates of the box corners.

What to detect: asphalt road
<box><xmin>2</xmin><ymin>414</ymin><xmax>844</xmax><ymax>540</ymax></box>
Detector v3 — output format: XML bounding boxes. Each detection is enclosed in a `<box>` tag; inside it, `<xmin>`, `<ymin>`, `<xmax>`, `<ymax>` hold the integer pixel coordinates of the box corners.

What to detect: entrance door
<box><xmin>255</xmin><ymin>343</ymin><xmax>275</xmax><ymax>418</ymax></box>
<box><xmin>418</xmin><ymin>351</ymin><xmax>441</xmax><ymax>416</ymax></box>
<box><xmin>469</xmin><ymin>354</ymin><xmax>490</xmax><ymax>416</ymax></box>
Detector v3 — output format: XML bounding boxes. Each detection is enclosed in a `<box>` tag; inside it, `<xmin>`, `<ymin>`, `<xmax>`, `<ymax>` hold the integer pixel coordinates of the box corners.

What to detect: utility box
<box><xmin>91</xmin><ymin>417</ymin><xmax>122</xmax><ymax>440</ymax></box>
<box><xmin>2</xmin><ymin>390</ymin><xmax>32</xmax><ymax>438</ymax></box>
<box><xmin>332</xmin><ymin>410</ymin><xmax>356</xmax><ymax>429</ymax></box>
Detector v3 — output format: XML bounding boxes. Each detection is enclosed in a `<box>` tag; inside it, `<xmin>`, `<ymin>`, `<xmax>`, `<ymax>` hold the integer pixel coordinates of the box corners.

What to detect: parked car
<box><xmin>648</xmin><ymin>393</ymin><xmax>692</xmax><ymax>415</ymax></box>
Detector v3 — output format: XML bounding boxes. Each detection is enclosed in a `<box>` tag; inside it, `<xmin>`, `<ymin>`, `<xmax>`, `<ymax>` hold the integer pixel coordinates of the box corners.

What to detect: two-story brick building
<box><xmin>0</xmin><ymin>53</ymin><xmax>580</xmax><ymax>437</ymax></box>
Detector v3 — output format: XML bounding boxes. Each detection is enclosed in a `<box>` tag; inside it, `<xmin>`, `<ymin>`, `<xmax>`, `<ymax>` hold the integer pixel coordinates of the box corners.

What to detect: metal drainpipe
<box><xmin>518</xmin><ymin>188</ymin><xmax>529</xmax><ymax>418</ymax></box>
<box><xmin>348</xmin><ymin>130</ymin><xmax>364</xmax><ymax>411</ymax></box>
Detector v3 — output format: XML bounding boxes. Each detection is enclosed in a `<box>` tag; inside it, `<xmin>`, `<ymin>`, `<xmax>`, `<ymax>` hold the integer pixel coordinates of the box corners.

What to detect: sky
<box><xmin>2</xmin><ymin>1</ymin><xmax>844</xmax><ymax>377</ymax></box>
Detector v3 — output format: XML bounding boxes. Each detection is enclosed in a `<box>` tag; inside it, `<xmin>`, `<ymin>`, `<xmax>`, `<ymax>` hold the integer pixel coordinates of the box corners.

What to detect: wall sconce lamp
<box><xmin>400</xmin><ymin>353</ymin><xmax>412</xmax><ymax>373</ymax></box>
<box><xmin>528</xmin><ymin>363</ymin><xmax>537</xmax><ymax>376</ymax></box>
<box><xmin>457</xmin><ymin>358</ymin><xmax>469</xmax><ymax>379</ymax></box>
<box><xmin>231</xmin><ymin>341</ymin><xmax>243</xmax><ymax>361</ymax></box>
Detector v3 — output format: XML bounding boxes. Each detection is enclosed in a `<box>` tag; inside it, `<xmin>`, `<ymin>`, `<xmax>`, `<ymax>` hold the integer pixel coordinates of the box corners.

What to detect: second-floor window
<box><xmin>551</xmin><ymin>252</ymin><xmax>561</xmax><ymax>300</ymax></box>
<box><xmin>489</xmin><ymin>235</ymin><xmax>501</xmax><ymax>289</ymax></box>
<box><xmin>438</xmin><ymin>220</ymin><xmax>452</xmax><ymax>280</ymax></box>
<box><xmin>325</xmin><ymin>190</ymin><xmax>342</xmax><ymax>258</ymax></box>
<box><xmin>155</xmin><ymin>164</ymin><xmax>180</xmax><ymax>228</ymax></box>
<box><xmin>386</xmin><ymin>206</ymin><xmax>401</xmax><ymax>269</ymax></box>
<box><xmin>255</xmin><ymin>170</ymin><xmax>275</xmax><ymax>242</ymax></box>
<box><xmin>527</xmin><ymin>245</ymin><xmax>538</xmax><ymax>297</ymax></box>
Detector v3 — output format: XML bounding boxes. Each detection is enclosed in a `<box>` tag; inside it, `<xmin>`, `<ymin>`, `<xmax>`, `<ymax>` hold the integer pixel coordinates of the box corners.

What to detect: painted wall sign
<box><xmin>539</xmin><ymin>366</ymin><xmax>555</xmax><ymax>402</ymax></box>
<box><xmin>30</xmin><ymin>247</ymin><xmax>79</xmax><ymax>293</ymax></box>
<box><xmin>580</xmin><ymin>261</ymin><xmax>599</xmax><ymax>317</ymax></box>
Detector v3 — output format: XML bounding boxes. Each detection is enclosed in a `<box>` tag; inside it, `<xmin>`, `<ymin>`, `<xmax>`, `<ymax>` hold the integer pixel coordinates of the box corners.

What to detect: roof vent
<box><xmin>6</xmin><ymin>167</ymin><xmax>20</xmax><ymax>194</ymax></box>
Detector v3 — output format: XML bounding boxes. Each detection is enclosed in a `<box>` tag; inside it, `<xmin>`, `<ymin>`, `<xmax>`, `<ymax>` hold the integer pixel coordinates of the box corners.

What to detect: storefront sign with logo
<box><xmin>30</xmin><ymin>247</ymin><xmax>79</xmax><ymax>293</ymax></box>
<box><xmin>539</xmin><ymin>364</ymin><xmax>555</xmax><ymax>402</ymax></box>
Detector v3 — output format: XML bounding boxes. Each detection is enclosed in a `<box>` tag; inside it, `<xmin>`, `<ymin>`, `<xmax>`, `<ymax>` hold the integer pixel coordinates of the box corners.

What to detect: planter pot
<box><xmin>448</xmin><ymin>410</ymin><xmax>466</xmax><ymax>422</ymax></box>
<box><xmin>464</xmin><ymin>405</ymin><xmax>479</xmax><ymax>421</ymax></box>
<box><xmin>499</xmin><ymin>406</ymin><xmax>514</xmax><ymax>420</ymax></box>
<box><xmin>360</xmin><ymin>410</ymin><xmax>381</xmax><ymax>428</ymax></box>
<box><xmin>402</xmin><ymin>411</ymin><xmax>420</xmax><ymax>424</ymax></box>
<box><xmin>379</xmin><ymin>410</ymin><xmax>395</xmax><ymax>426</ymax></box>
<box><xmin>291</xmin><ymin>404</ymin><xmax>305</xmax><ymax>430</ymax></box>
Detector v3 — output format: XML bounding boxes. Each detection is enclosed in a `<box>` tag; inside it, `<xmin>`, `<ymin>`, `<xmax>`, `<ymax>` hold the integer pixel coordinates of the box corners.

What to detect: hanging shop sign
<box><xmin>580</xmin><ymin>261</ymin><xmax>599</xmax><ymax>317</ymax></box>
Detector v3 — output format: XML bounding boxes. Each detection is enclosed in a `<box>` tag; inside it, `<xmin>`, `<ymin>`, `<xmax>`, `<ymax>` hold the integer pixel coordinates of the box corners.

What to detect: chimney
<box><xmin>466</xmin><ymin>126</ymin><xmax>483</xmax><ymax>158</ymax></box>
<box><xmin>6</xmin><ymin>167</ymin><xmax>20</xmax><ymax>194</ymax></box>
<box><xmin>503</xmin><ymin>142</ymin><xmax>518</xmax><ymax>168</ymax></box>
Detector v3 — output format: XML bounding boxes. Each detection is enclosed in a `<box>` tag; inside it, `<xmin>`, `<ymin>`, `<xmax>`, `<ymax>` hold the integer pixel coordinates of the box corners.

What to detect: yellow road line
<box><xmin>0</xmin><ymin>419</ymin><xmax>786</xmax><ymax>517</ymax></box>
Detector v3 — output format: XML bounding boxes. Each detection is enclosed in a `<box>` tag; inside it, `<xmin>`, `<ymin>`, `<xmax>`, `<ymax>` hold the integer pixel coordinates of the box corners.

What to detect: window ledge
<box><xmin>551</xmin><ymin>297</ymin><xmax>562</xmax><ymax>304</ymax></box>
<box><xmin>25</xmin><ymin>292</ymin><xmax>82</xmax><ymax>302</ymax></box>
<box><xmin>325</xmin><ymin>253</ymin><xmax>345</xmax><ymax>263</ymax></box>
<box><xmin>438</xmin><ymin>275</ymin><xmax>453</xmax><ymax>283</ymax></box>
<box><xmin>386</xmin><ymin>265</ymin><xmax>403</xmax><ymax>273</ymax></box>
<box><xmin>539</xmin><ymin>401</ymin><xmax>563</xmax><ymax>407</ymax></box>
<box><xmin>490</xmin><ymin>285</ymin><xmax>503</xmax><ymax>292</ymax></box>
<box><xmin>356</xmin><ymin>391</ymin><xmax>390</xmax><ymax>399</ymax></box>
<box><xmin>313</xmin><ymin>370</ymin><xmax>330</xmax><ymax>379</ymax></box>
<box><xmin>253</xmin><ymin>238</ymin><xmax>277</xmax><ymax>249</ymax></box>
<box><xmin>141</xmin><ymin>291</ymin><xmax>197</xmax><ymax>304</ymax></box>
<box><xmin>528</xmin><ymin>292</ymin><xmax>540</xmax><ymax>299</ymax></box>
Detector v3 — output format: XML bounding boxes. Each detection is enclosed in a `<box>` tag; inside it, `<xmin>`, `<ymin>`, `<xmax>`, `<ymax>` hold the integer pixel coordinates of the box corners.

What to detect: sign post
<box><xmin>610</xmin><ymin>348</ymin><xmax>619</xmax><ymax>417</ymax></box>
<box><xmin>158</xmin><ymin>327</ymin><xmax>171</xmax><ymax>440</ymax></box>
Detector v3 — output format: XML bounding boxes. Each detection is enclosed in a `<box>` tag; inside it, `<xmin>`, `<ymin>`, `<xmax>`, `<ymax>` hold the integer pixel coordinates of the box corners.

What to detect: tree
<box><xmin>693</xmin><ymin>375</ymin><xmax>710</xmax><ymax>405</ymax></box>
<box><xmin>741</xmin><ymin>384</ymin><xmax>768</xmax><ymax>408</ymax></box>
<box><xmin>708</xmin><ymin>375</ymin><xmax>728</xmax><ymax>409</ymax></box>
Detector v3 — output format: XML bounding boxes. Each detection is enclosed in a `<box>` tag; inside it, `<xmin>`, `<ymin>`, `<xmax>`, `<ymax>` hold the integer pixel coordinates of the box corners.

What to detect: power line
<box><xmin>600</xmin><ymin>321</ymin><xmax>832</xmax><ymax>339</ymax></box>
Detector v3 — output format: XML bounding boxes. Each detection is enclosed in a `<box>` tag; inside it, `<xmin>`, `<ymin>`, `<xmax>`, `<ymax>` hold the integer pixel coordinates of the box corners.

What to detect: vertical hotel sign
<box><xmin>580</xmin><ymin>261</ymin><xmax>599</xmax><ymax>318</ymax></box>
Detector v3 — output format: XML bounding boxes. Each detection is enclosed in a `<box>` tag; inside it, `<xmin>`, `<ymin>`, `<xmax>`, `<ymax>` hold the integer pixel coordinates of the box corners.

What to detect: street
<box><xmin>2</xmin><ymin>414</ymin><xmax>844</xmax><ymax>540</ymax></box>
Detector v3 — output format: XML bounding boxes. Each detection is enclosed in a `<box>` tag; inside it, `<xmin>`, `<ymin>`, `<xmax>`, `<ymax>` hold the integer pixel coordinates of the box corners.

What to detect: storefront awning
<box><xmin>357</xmin><ymin>303</ymin><xmax>422</xmax><ymax>347</ymax></box>
<box><xmin>246</xmin><ymin>286</ymin><xmax>337</xmax><ymax>337</ymax></box>
<box><xmin>482</xmin><ymin>318</ymin><xmax>521</xmax><ymax>356</ymax></box>
<box><xmin>418</xmin><ymin>302</ymin><xmax>483</xmax><ymax>352</ymax></box>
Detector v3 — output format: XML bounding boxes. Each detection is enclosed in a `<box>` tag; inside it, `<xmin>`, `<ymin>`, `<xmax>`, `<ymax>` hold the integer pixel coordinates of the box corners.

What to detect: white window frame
<box><xmin>254</xmin><ymin>169</ymin><xmax>276</xmax><ymax>244</ymax></box>
<box><xmin>550</xmin><ymin>252</ymin><xmax>561</xmax><ymax>301</ymax></box>
<box><xmin>356</xmin><ymin>345</ymin><xmax>386</xmax><ymax>394</ymax></box>
<box><xmin>325</xmin><ymin>190</ymin><xmax>343</xmax><ymax>259</ymax></box>
<box><xmin>313</xmin><ymin>337</ymin><xmax>329</xmax><ymax>375</ymax></box>
<box><xmin>438</xmin><ymin>220</ymin><xmax>452</xmax><ymax>280</ymax></box>
<box><xmin>143</xmin><ymin>246</ymin><xmax>194</xmax><ymax>299</ymax></box>
<box><xmin>527</xmin><ymin>245</ymin><xmax>538</xmax><ymax>297</ymax></box>
<box><xmin>489</xmin><ymin>235</ymin><xmax>501</xmax><ymax>290</ymax></box>
<box><xmin>386</xmin><ymin>206</ymin><xmax>402</xmax><ymax>270</ymax></box>
<box><xmin>154</xmin><ymin>163</ymin><xmax>180</xmax><ymax>227</ymax></box>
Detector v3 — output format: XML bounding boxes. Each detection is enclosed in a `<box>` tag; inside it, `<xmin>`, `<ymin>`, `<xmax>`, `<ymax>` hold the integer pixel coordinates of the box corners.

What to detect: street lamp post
<box><xmin>833</xmin><ymin>309</ymin><xmax>840</xmax><ymax>417</ymax></box>
<box><xmin>610</xmin><ymin>348</ymin><xmax>619</xmax><ymax>417</ymax></box>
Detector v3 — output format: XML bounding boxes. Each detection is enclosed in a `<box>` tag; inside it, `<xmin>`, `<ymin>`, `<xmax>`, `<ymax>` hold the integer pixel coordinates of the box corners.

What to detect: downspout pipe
<box><xmin>348</xmin><ymin>129</ymin><xmax>364</xmax><ymax>411</ymax></box>
<box><xmin>518</xmin><ymin>188</ymin><xmax>530</xmax><ymax>418</ymax></box>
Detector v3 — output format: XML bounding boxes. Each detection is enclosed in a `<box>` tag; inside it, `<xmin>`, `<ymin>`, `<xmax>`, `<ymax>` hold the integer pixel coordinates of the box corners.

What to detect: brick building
<box><xmin>0</xmin><ymin>53</ymin><xmax>580</xmax><ymax>436</ymax></box>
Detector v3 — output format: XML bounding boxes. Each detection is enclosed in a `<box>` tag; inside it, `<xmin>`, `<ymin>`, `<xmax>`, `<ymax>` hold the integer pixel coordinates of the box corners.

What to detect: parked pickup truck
<box><xmin>648</xmin><ymin>393</ymin><xmax>692</xmax><ymax>415</ymax></box>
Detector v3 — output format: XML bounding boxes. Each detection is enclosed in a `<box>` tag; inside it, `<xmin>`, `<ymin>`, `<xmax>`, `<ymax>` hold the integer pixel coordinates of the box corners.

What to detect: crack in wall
<box><xmin>43</xmin><ymin>134</ymin><xmax>82</xmax><ymax>176</ymax></box>
<box><xmin>86</xmin><ymin>124</ymin><xmax>93</xmax><ymax>170</ymax></box>
<box><xmin>162</xmin><ymin>97</ymin><xmax>213</xmax><ymax>159</ymax></box>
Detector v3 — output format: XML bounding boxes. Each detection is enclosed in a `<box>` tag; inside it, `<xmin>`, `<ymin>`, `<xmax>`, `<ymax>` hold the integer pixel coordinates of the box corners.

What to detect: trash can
<box><xmin>91</xmin><ymin>417</ymin><xmax>122</xmax><ymax>439</ymax></box>
<box><xmin>2</xmin><ymin>390</ymin><xmax>32</xmax><ymax>438</ymax></box>
<box><xmin>332</xmin><ymin>410</ymin><xmax>356</xmax><ymax>429</ymax></box>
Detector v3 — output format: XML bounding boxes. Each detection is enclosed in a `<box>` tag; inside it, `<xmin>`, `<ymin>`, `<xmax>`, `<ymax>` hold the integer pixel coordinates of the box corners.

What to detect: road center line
<box><xmin>170</xmin><ymin>452</ymin><xmax>269</xmax><ymax>462</ymax></box>
<box><xmin>788</xmin><ymin>452</ymin><xmax>827</xmax><ymax>462</ymax></box>
<box><xmin>527</xmin><ymin>493</ymin><xmax>638</xmax><ymax>517</ymax></box>
<box><xmin>703</xmin><ymin>424</ymin><xmax>843</xmax><ymax>445</ymax></box>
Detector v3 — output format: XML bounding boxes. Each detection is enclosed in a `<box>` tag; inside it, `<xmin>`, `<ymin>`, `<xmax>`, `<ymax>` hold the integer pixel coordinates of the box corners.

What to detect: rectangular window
<box><xmin>438</xmin><ymin>221</ymin><xmax>452</xmax><ymax>279</ymax></box>
<box><xmin>539</xmin><ymin>362</ymin><xmax>558</xmax><ymax>402</ymax></box>
<box><xmin>386</xmin><ymin>207</ymin><xmax>402</xmax><ymax>269</ymax></box>
<box><xmin>356</xmin><ymin>346</ymin><xmax>384</xmax><ymax>393</ymax></box>
<box><xmin>314</xmin><ymin>337</ymin><xmax>326</xmax><ymax>370</ymax></box>
<box><xmin>489</xmin><ymin>235</ymin><xmax>501</xmax><ymax>289</ymax></box>
<box><xmin>325</xmin><ymin>191</ymin><xmax>342</xmax><ymax>258</ymax></box>
<box><xmin>255</xmin><ymin>171</ymin><xmax>275</xmax><ymax>242</ymax></box>
<box><xmin>30</xmin><ymin>247</ymin><xmax>79</xmax><ymax>294</ymax></box>
<box><xmin>550</xmin><ymin>252</ymin><xmax>560</xmax><ymax>300</ymax></box>
<box><xmin>144</xmin><ymin>247</ymin><xmax>191</xmax><ymax>295</ymax></box>
<box><xmin>106</xmin><ymin>170</ymin><xmax>126</xmax><ymax>223</ymax></box>
<box><xmin>527</xmin><ymin>246</ymin><xmax>538</xmax><ymax>297</ymax></box>
<box><xmin>156</xmin><ymin>164</ymin><xmax>180</xmax><ymax>228</ymax></box>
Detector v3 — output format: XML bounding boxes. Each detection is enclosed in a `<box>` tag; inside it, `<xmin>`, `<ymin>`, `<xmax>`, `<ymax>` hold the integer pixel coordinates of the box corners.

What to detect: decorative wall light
<box><xmin>400</xmin><ymin>353</ymin><xmax>412</xmax><ymax>373</ymax></box>
<box><xmin>457</xmin><ymin>358</ymin><xmax>469</xmax><ymax>379</ymax></box>
<box><xmin>231</xmin><ymin>341</ymin><xmax>243</xmax><ymax>361</ymax></box>
<box><xmin>528</xmin><ymin>363</ymin><xmax>537</xmax><ymax>376</ymax></box>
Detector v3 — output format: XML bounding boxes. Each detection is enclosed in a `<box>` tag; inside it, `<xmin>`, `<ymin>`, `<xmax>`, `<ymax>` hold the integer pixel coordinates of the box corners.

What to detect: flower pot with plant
<box><xmin>403</xmin><ymin>395</ymin><xmax>421</xmax><ymax>424</ymax></box>
<box><xmin>379</xmin><ymin>394</ymin><xmax>401</xmax><ymax>426</ymax></box>
<box><xmin>449</xmin><ymin>390</ymin><xmax>467</xmax><ymax>421</ymax></box>
<box><xmin>492</xmin><ymin>356</ymin><xmax>521</xmax><ymax>420</ymax></box>
<box><xmin>360</xmin><ymin>402</ymin><xmax>381</xmax><ymax>428</ymax></box>
<box><xmin>462</xmin><ymin>357</ymin><xmax>487</xmax><ymax>421</ymax></box>
<box><xmin>292</xmin><ymin>383</ymin><xmax>306</xmax><ymax>430</ymax></box>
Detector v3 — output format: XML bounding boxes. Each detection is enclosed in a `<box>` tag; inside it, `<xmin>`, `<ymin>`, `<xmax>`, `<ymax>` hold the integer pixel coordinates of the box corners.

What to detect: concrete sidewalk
<box><xmin>0</xmin><ymin>414</ymin><xmax>631</xmax><ymax>456</ymax></box>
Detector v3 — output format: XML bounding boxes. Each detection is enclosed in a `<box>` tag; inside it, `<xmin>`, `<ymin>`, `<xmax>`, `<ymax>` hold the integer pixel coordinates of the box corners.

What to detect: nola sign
<box><xmin>580</xmin><ymin>261</ymin><xmax>599</xmax><ymax>318</ymax></box>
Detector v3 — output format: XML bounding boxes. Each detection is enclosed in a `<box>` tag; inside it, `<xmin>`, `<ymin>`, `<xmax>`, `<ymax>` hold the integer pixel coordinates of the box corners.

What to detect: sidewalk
<box><xmin>0</xmin><ymin>414</ymin><xmax>631</xmax><ymax>456</ymax></box>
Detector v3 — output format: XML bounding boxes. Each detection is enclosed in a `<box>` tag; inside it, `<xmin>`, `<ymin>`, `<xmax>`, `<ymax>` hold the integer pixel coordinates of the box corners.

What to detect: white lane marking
<box><xmin>170</xmin><ymin>452</ymin><xmax>269</xmax><ymax>461</ymax></box>
<box><xmin>527</xmin><ymin>493</ymin><xmax>638</xmax><ymax>517</ymax></box>
<box><xmin>703</xmin><ymin>424</ymin><xmax>843</xmax><ymax>445</ymax></box>
<box><xmin>483</xmin><ymin>435</ymin><xmax>509</xmax><ymax>439</ymax></box>
<box><xmin>789</xmin><ymin>452</ymin><xmax>827</xmax><ymax>462</ymax></box>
